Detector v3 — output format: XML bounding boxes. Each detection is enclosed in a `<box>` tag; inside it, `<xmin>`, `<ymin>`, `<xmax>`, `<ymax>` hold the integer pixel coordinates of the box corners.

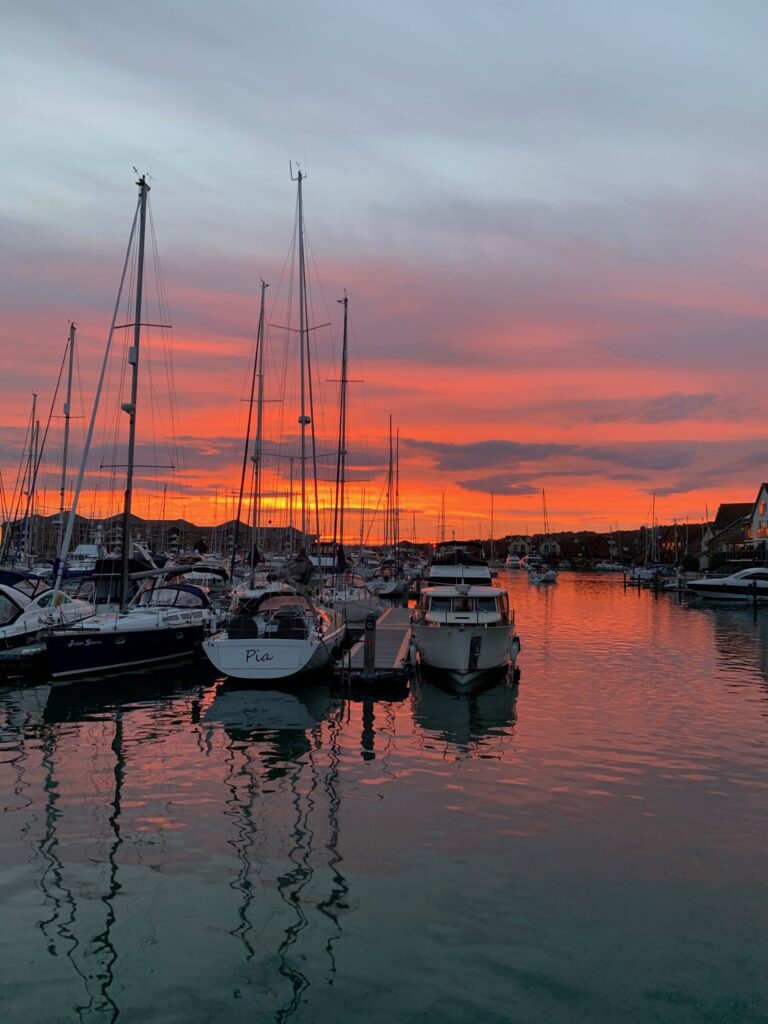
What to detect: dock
<box><xmin>336</xmin><ymin>605</ymin><xmax>413</xmax><ymax>688</ymax></box>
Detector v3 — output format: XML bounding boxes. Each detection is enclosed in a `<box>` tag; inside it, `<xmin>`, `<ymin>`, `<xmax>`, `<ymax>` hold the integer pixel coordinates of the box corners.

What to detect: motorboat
<box><xmin>686</xmin><ymin>567</ymin><xmax>768</xmax><ymax>602</ymax></box>
<box><xmin>0</xmin><ymin>570</ymin><xmax>93</xmax><ymax>651</ymax></box>
<box><xmin>410</xmin><ymin>582</ymin><xmax>520</xmax><ymax>684</ymax></box>
<box><xmin>521</xmin><ymin>554</ymin><xmax>557</xmax><ymax>584</ymax></box>
<box><xmin>426</xmin><ymin>549</ymin><xmax>494</xmax><ymax>587</ymax></box>
<box><xmin>527</xmin><ymin>563</ymin><xmax>558</xmax><ymax>584</ymax></box>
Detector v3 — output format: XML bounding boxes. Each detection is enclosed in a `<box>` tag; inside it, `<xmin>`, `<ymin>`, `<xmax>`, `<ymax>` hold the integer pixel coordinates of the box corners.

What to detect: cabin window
<box><xmin>0</xmin><ymin>594</ymin><xmax>18</xmax><ymax>625</ymax></box>
<box><xmin>476</xmin><ymin>598</ymin><xmax>498</xmax><ymax>612</ymax></box>
<box><xmin>428</xmin><ymin>597</ymin><xmax>452</xmax><ymax>612</ymax></box>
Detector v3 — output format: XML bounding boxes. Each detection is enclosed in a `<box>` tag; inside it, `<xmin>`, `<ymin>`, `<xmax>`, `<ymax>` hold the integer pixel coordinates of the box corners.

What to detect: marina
<box><xmin>4</xmin><ymin>5</ymin><xmax>768</xmax><ymax>1022</ymax></box>
<box><xmin>1</xmin><ymin>570</ymin><xmax>767</xmax><ymax>1022</ymax></box>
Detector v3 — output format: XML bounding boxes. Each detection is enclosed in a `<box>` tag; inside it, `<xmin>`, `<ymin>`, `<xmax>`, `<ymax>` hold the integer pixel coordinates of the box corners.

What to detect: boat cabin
<box><xmin>417</xmin><ymin>586</ymin><xmax>510</xmax><ymax>625</ymax></box>
<box><xmin>228</xmin><ymin>592</ymin><xmax>318</xmax><ymax>641</ymax></box>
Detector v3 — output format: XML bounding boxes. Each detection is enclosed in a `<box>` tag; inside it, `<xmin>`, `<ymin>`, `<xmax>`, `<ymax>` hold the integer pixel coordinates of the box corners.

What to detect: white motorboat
<box><xmin>0</xmin><ymin>571</ymin><xmax>93</xmax><ymax>651</ymax></box>
<box><xmin>528</xmin><ymin>566</ymin><xmax>558</xmax><ymax>584</ymax></box>
<box><xmin>686</xmin><ymin>567</ymin><xmax>768</xmax><ymax>602</ymax></box>
<box><xmin>426</xmin><ymin>549</ymin><xmax>494</xmax><ymax>586</ymax></box>
<box><xmin>410</xmin><ymin>583</ymin><xmax>520</xmax><ymax>684</ymax></box>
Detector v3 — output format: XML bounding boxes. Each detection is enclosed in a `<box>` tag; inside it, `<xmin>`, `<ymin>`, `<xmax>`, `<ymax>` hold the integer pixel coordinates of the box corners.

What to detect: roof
<box><xmin>712</xmin><ymin>503</ymin><xmax>753</xmax><ymax>532</ymax></box>
<box><xmin>423</xmin><ymin>585</ymin><xmax>505</xmax><ymax>596</ymax></box>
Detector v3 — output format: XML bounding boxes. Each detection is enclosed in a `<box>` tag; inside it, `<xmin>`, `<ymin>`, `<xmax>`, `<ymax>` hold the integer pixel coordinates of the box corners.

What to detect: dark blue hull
<box><xmin>47</xmin><ymin>622</ymin><xmax>205</xmax><ymax>682</ymax></box>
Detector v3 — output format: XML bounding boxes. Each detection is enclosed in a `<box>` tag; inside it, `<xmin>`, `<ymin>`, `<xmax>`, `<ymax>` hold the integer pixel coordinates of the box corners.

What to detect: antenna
<box><xmin>289</xmin><ymin>161</ymin><xmax>305</xmax><ymax>181</ymax></box>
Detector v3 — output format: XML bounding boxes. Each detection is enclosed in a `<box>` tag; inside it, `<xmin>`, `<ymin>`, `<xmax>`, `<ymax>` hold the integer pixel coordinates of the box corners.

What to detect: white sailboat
<box><xmin>528</xmin><ymin>489</ymin><xmax>558</xmax><ymax>584</ymax></box>
<box><xmin>203</xmin><ymin>167</ymin><xmax>346</xmax><ymax>682</ymax></box>
<box><xmin>320</xmin><ymin>293</ymin><xmax>381</xmax><ymax>630</ymax></box>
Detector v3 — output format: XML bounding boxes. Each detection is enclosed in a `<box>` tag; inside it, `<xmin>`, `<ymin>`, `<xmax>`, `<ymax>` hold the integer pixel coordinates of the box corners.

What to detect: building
<box><xmin>747</xmin><ymin>483</ymin><xmax>768</xmax><ymax>560</ymax></box>
<box><xmin>703</xmin><ymin>502</ymin><xmax>755</xmax><ymax>566</ymax></box>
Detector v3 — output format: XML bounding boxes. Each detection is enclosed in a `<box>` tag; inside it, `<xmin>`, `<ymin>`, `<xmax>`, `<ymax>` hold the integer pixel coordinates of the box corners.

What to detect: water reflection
<box><xmin>411</xmin><ymin>671</ymin><xmax>519</xmax><ymax>755</ymax></box>
<box><xmin>34</xmin><ymin>703</ymin><xmax>124</xmax><ymax>1021</ymax></box>
<box><xmin>19</xmin><ymin>672</ymin><xmax>212</xmax><ymax>1024</ymax></box>
<box><xmin>203</xmin><ymin>681</ymin><xmax>350</xmax><ymax>1021</ymax></box>
<box><xmin>684</xmin><ymin>602</ymin><xmax>768</xmax><ymax>691</ymax></box>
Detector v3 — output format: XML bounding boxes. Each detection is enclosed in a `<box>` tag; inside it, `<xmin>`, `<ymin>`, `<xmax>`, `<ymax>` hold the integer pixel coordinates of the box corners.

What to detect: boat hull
<box><xmin>686</xmin><ymin>581</ymin><xmax>768</xmax><ymax>602</ymax></box>
<box><xmin>203</xmin><ymin>624</ymin><xmax>347</xmax><ymax>681</ymax></box>
<box><xmin>411</xmin><ymin>623</ymin><xmax>516</xmax><ymax>684</ymax></box>
<box><xmin>47</xmin><ymin>621</ymin><xmax>205</xmax><ymax>682</ymax></box>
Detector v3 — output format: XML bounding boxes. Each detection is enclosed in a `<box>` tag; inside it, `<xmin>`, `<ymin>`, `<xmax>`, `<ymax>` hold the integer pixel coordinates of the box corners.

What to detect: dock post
<box><xmin>362</xmin><ymin>615</ymin><xmax>376</xmax><ymax>678</ymax></box>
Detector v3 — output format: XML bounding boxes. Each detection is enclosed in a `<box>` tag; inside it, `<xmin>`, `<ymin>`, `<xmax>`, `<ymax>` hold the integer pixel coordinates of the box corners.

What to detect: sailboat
<box><xmin>320</xmin><ymin>293</ymin><xmax>382</xmax><ymax>630</ymax></box>
<box><xmin>45</xmin><ymin>176</ymin><xmax>214</xmax><ymax>683</ymax></box>
<box><xmin>203</xmin><ymin>167</ymin><xmax>346</xmax><ymax>682</ymax></box>
<box><xmin>527</xmin><ymin>489</ymin><xmax>558</xmax><ymax>584</ymax></box>
<box><xmin>366</xmin><ymin>417</ymin><xmax>408</xmax><ymax>597</ymax></box>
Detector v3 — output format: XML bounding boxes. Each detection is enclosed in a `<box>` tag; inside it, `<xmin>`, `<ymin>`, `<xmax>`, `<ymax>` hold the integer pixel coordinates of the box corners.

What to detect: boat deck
<box><xmin>336</xmin><ymin>605</ymin><xmax>413</xmax><ymax>684</ymax></box>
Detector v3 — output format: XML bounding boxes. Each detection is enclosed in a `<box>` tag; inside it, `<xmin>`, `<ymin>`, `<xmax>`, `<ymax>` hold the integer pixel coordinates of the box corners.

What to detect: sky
<box><xmin>2</xmin><ymin>0</ymin><xmax>768</xmax><ymax>544</ymax></box>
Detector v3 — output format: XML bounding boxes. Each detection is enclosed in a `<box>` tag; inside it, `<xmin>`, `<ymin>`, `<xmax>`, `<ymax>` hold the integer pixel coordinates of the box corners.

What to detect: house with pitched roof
<box><xmin>747</xmin><ymin>482</ymin><xmax>768</xmax><ymax>559</ymax></box>
<box><xmin>702</xmin><ymin>502</ymin><xmax>753</xmax><ymax>566</ymax></box>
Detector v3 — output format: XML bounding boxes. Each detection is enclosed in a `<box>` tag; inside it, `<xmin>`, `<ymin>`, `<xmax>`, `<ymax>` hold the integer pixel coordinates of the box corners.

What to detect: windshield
<box><xmin>0</xmin><ymin>593</ymin><xmax>21</xmax><ymax>626</ymax></box>
<box><xmin>137</xmin><ymin>587</ymin><xmax>204</xmax><ymax>608</ymax></box>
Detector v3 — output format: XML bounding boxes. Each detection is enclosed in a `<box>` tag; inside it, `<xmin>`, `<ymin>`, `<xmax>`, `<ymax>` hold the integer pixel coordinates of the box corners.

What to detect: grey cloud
<box><xmin>454</xmin><ymin>475</ymin><xmax>541</xmax><ymax>496</ymax></box>
<box><xmin>590</xmin><ymin>392</ymin><xmax>719</xmax><ymax>424</ymax></box>
<box><xmin>403</xmin><ymin>439</ymin><xmax>574</xmax><ymax>473</ymax></box>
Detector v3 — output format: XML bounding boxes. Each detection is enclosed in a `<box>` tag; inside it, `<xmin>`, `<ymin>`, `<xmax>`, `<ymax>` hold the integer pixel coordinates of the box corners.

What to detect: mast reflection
<box><xmin>204</xmin><ymin>680</ymin><xmax>350</xmax><ymax>1021</ymax></box>
<box><xmin>36</xmin><ymin>671</ymin><xmax>209</xmax><ymax>1023</ymax></box>
<box><xmin>33</xmin><ymin>690</ymin><xmax>126</xmax><ymax>1022</ymax></box>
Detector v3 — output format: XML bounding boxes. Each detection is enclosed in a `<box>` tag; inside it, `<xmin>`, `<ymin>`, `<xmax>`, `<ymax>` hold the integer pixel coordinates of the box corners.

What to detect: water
<box><xmin>1</xmin><ymin>572</ymin><xmax>767</xmax><ymax>1023</ymax></box>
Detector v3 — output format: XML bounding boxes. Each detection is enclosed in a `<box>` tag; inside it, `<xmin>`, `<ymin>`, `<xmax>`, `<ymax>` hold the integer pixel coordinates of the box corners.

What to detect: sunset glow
<box><xmin>3</xmin><ymin>2</ymin><xmax>767</xmax><ymax>545</ymax></box>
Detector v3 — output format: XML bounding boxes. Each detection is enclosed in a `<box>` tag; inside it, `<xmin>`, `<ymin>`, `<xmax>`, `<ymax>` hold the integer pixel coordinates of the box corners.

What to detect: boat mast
<box><xmin>292</xmin><ymin>164</ymin><xmax>310</xmax><ymax>546</ymax></box>
<box><xmin>395</xmin><ymin>426</ymin><xmax>400</xmax><ymax>563</ymax></box>
<box><xmin>385</xmin><ymin>415</ymin><xmax>393</xmax><ymax>555</ymax></box>
<box><xmin>57</xmin><ymin>323</ymin><xmax>76</xmax><ymax>530</ymax></box>
<box><xmin>120</xmin><ymin>175</ymin><xmax>149</xmax><ymax>612</ymax></box>
<box><xmin>53</xmin><ymin>189</ymin><xmax>140</xmax><ymax>595</ymax></box>
<box><xmin>250</xmin><ymin>278</ymin><xmax>268</xmax><ymax>585</ymax></box>
<box><xmin>490</xmin><ymin>490</ymin><xmax>495</xmax><ymax>562</ymax></box>
<box><xmin>14</xmin><ymin>392</ymin><xmax>37</xmax><ymax>568</ymax></box>
<box><xmin>332</xmin><ymin>292</ymin><xmax>349</xmax><ymax>559</ymax></box>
